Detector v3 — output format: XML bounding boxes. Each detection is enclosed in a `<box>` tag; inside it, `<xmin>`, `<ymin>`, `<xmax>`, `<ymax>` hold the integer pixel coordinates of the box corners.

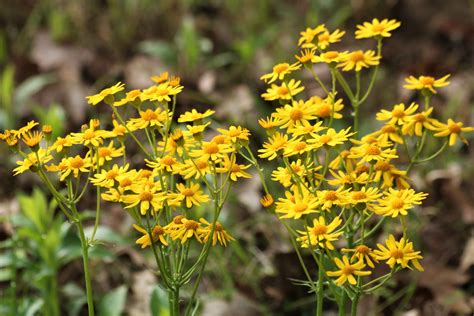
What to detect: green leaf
<box><xmin>150</xmin><ymin>285</ymin><xmax>170</xmax><ymax>316</ymax></box>
<box><xmin>98</xmin><ymin>285</ymin><xmax>128</xmax><ymax>316</ymax></box>
<box><xmin>14</xmin><ymin>74</ymin><xmax>56</xmax><ymax>112</ymax></box>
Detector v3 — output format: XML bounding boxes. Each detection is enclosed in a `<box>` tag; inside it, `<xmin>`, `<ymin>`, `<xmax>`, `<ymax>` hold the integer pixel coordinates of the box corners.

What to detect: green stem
<box><xmin>169</xmin><ymin>287</ymin><xmax>180</xmax><ymax>316</ymax></box>
<box><xmin>76</xmin><ymin>221</ymin><xmax>94</xmax><ymax>316</ymax></box>
<box><xmin>351</xmin><ymin>294</ymin><xmax>360</xmax><ymax>316</ymax></box>
<box><xmin>339</xmin><ymin>291</ymin><xmax>347</xmax><ymax>316</ymax></box>
<box><xmin>316</xmin><ymin>253</ymin><xmax>324</xmax><ymax>316</ymax></box>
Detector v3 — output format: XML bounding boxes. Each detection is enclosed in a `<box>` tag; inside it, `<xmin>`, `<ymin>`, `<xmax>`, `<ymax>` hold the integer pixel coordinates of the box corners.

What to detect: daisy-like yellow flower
<box><xmin>146</xmin><ymin>155</ymin><xmax>182</xmax><ymax>174</ymax></box>
<box><xmin>261</xmin><ymin>79</ymin><xmax>304</xmax><ymax>101</ymax></box>
<box><xmin>273</xmin><ymin>100</ymin><xmax>317</xmax><ymax>129</ymax></box>
<box><xmin>166</xmin><ymin>218</ymin><xmax>202</xmax><ymax>244</ymax></box>
<box><xmin>95</xmin><ymin>141</ymin><xmax>124</xmax><ymax>166</ymax></box>
<box><xmin>432</xmin><ymin>119</ymin><xmax>474</xmax><ymax>146</ymax></box>
<box><xmin>258</xmin><ymin>116</ymin><xmax>279</xmax><ymax>132</ymax></box>
<box><xmin>404</xmin><ymin>74</ymin><xmax>450</xmax><ymax>94</ymax></box>
<box><xmin>311</xmin><ymin>95</ymin><xmax>345</xmax><ymax>120</ymax></box>
<box><xmin>342</xmin><ymin>245</ymin><xmax>378</xmax><ymax>268</ymax></box>
<box><xmin>9</xmin><ymin>120</ymin><xmax>39</xmax><ymax>139</ymax></box>
<box><xmin>349</xmin><ymin>187</ymin><xmax>382</xmax><ymax>206</ymax></box>
<box><xmin>150</xmin><ymin>72</ymin><xmax>169</xmax><ymax>84</ymax></box>
<box><xmin>215</xmin><ymin>154</ymin><xmax>252</xmax><ymax>181</ymax></box>
<box><xmin>287</xmin><ymin>121</ymin><xmax>326</xmax><ymax>138</ymax></box>
<box><xmin>271</xmin><ymin>159</ymin><xmax>309</xmax><ymax>188</ymax></box>
<box><xmin>371</xmin><ymin>124</ymin><xmax>403</xmax><ymax>144</ymax></box>
<box><xmin>298</xmin><ymin>24</ymin><xmax>327</xmax><ymax>48</ymax></box>
<box><xmin>141</xmin><ymin>82</ymin><xmax>183</xmax><ymax>103</ymax></box>
<box><xmin>133</xmin><ymin>224</ymin><xmax>168</xmax><ymax>248</ymax></box>
<box><xmin>179</xmin><ymin>157</ymin><xmax>212</xmax><ymax>180</ymax></box>
<box><xmin>86</xmin><ymin>82</ymin><xmax>125</xmax><ymax>106</ymax></box>
<box><xmin>348</xmin><ymin>142</ymin><xmax>398</xmax><ymax>165</ymax></box>
<box><xmin>258</xmin><ymin>132</ymin><xmax>289</xmax><ymax>160</ymax></box>
<box><xmin>373</xmin><ymin>160</ymin><xmax>407</xmax><ymax>189</ymax></box>
<box><xmin>178</xmin><ymin>109</ymin><xmax>215</xmax><ymax>123</ymax></box>
<box><xmin>59</xmin><ymin>155</ymin><xmax>92</xmax><ymax>181</ymax></box>
<box><xmin>374</xmin><ymin>234</ymin><xmax>424</xmax><ymax>271</ymax></box>
<box><xmin>50</xmin><ymin>136</ymin><xmax>73</xmax><ymax>153</ymax></box>
<box><xmin>260</xmin><ymin>194</ymin><xmax>274</xmax><ymax>208</ymax></box>
<box><xmin>275</xmin><ymin>188</ymin><xmax>319</xmax><ymax>220</ymax></box>
<box><xmin>373</xmin><ymin>188</ymin><xmax>428</xmax><ymax>217</ymax></box>
<box><xmin>22</xmin><ymin>131</ymin><xmax>43</xmax><ymax>149</ymax></box>
<box><xmin>283</xmin><ymin>138</ymin><xmax>312</xmax><ymax>157</ymax></box>
<box><xmin>338</xmin><ymin>50</ymin><xmax>380</xmax><ymax>72</ymax></box>
<box><xmin>355</xmin><ymin>18</ymin><xmax>401</xmax><ymax>39</ymax></box>
<box><xmin>70</xmin><ymin>121</ymin><xmax>112</xmax><ymax>147</ymax></box>
<box><xmin>91</xmin><ymin>164</ymin><xmax>129</xmax><ymax>188</ymax></box>
<box><xmin>328</xmin><ymin>169</ymin><xmax>369</xmax><ymax>187</ymax></box>
<box><xmin>316</xmin><ymin>29</ymin><xmax>345</xmax><ymax>50</ymax></box>
<box><xmin>401</xmin><ymin>108</ymin><xmax>437</xmax><ymax>136</ymax></box>
<box><xmin>316</xmin><ymin>187</ymin><xmax>350</xmax><ymax>211</ymax></box>
<box><xmin>111</xmin><ymin>119</ymin><xmax>127</xmax><ymax>138</ymax></box>
<box><xmin>121</xmin><ymin>182</ymin><xmax>165</xmax><ymax>215</ymax></box>
<box><xmin>327</xmin><ymin>256</ymin><xmax>372</xmax><ymax>286</ymax></box>
<box><xmin>197</xmin><ymin>218</ymin><xmax>235</xmax><ymax>246</ymax></box>
<box><xmin>13</xmin><ymin>149</ymin><xmax>52</xmax><ymax>176</ymax></box>
<box><xmin>113</xmin><ymin>89</ymin><xmax>142</xmax><ymax>107</ymax></box>
<box><xmin>308</xmin><ymin>127</ymin><xmax>354</xmax><ymax>148</ymax></box>
<box><xmin>190</xmin><ymin>141</ymin><xmax>234</xmax><ymax>161</ymax></box>
<box><xmin>260</xmin><ymin>62</ymin><xmax>301</xmax><ymax>84</ymax></box>
<box><xmin>217</xmin><ymin>125</ymin><xmax>250</xmax><ymax>143</ymax></box>
<box><xmin>376</xmin><ymin>102</ymin><xmax>419</xmax><ymax>126</ymax></box>
<box><xmin>127</xmin><ymin>108</ymin><xmax>169</xmax><ymax>131</ymax></box>
<box><xmin>169</xmin><ymin>183</ymin><xmax>209</xmax><ymax>208</ymax></box>
<box><xmin>295</xmin><ymin>48</ymin><xmax>316</xmax><ymax>65</ymax></box>
<box><xmin>311</xmin><ymin>51</ymin><xmax>348</xmax><ymax>64</ymax></box>
<box><xmin>296</xmin><ymin>216</ymin><xmax>343</xmax><ymax>250</ymax></box>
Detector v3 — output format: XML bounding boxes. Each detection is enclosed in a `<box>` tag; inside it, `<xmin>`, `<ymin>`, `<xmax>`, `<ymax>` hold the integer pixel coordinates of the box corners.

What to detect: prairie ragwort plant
<box><xmin>1</xmin><ymin>73</ymin><xmax>253</xmax><ymax>315</ymax></box>
<box><xmin>251</xmin><ymin>18</ymin><xmax>473</xmax><ymax>315</ymax></box>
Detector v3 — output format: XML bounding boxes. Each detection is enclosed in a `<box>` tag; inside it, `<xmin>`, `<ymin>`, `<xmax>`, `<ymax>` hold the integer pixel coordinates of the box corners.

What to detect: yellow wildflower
<box><xmin>296</xmin><ymin>216</ymin><xmax>343</xmax><ymax>250</ymax></box>
<box><xmin>13</xmin><ymin>149</ymin><xmax>52</xmax><ymax>176</ymax></box>
<box><xmin>121</xmin><ymin>181</ymin><xmax>164</xmax><ymax>215</ymax></box>
<box><xmin>86</xmin><ymin>82</ymin><xmax>125</xmax><ymax>106</ymax></box>
<box><xmin>432</xmin><ymin>119</ymin><xmax>474</xmax><ymax>146</ymax></box>
<box><xmin>133</xmin><ymin>224</ymin><xmax>168</xmax><ymax>248</ymax></box>
<box><xmin>327</xmin><ymin>257</ymin><xmax>372</xmax><ymax>286</ymax></box>
<box><xmin>215</xmin><ymin>154</ymin><xmax>252</xmax><ymax>181</ymax></box>
<box><xmin>376</xmin><ymin>102</ymin><xmax>419</xmax><ymax>126</ymax></box>
<box><xmin>197</xmin><ymin>218</ymin><xmax>235</xmax><ymax>246</ymax></box>
<box><xmin>355</xmin><ymin>18</ymin><xmax>401</xmax><ymax>39</ymax></box>
<box><xmin>169</xmin><ymin>183</ymin><xmax>209</xmax><ymax>208</ymax></box>
<box><xmin>273</xmin><ymin>99</ymin><xmax>317</xmax><ymax>129</ymax></box>
<box><xmin>166</xmin><ymin>218</ymin><xmax>202</xmax><ymax>244</ymax></box>
<box><xmin>374</xmin><ymin>234</ymin><xmax>424</xmax><ymax>271</ymax></box>
<box><xmin>404</xmin><ymin>74</ymin><xmax>450</xmax><ymax>94</ymax></box>
<box><xmin>261</xmin><ymin>79</ymin><xmax>304</xmax><ymax>101</ymax></box>
<box><xmin>338</xmin><ymin>50</ymin><xmax>380</xmax><ymax>72</ymax></box>
<box><xmin>275</xmin><ymin>188</ymin><xmax>318</xmax><ymax>220</ymax></box>
<box><xmin>342</xmin><ymin>245</ymin><xmax>378</xmax><ymax>268</ymax></box>
<box><xmin>258</xmin><ymin>132</ymin><xmax>289</xmax><ymax>160</ymax></box>
<box><xmin>260</xmin><ymin>62</ymin><xmax>301</xmax><ymax>84</ymax></box>
<box><xmin>373</xmin><ymin>188</ymin><xmax>428</xmax><ymax>217</ymax></box>
<box><xmin>178</xmin><ymin>109</ymin><xmax>215</xmax><ymax>123</ymax></box>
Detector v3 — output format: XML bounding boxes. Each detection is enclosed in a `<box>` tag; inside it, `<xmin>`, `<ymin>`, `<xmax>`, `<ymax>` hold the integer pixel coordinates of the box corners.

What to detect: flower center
<box><xmin>229</xmin><ymin>129</ymin><xmax>242</xmax><ymax>137</ymax></box>
<box><xmin>230</xmin><ymin>164</ymin><xmax>241</xmax><ymax>172</ymax></box>
<box><xmin>277</xmin><ymin>86</ymin><xmax>289</xmax><ymax>95</ymax></box>
<box><xmin>325</xmin><ymin>191</ymin><xmax>338</xmax><ymax>201</ymax></box>
<box><xmin>274</xmin><ymin>63</ymin><xmax>289</xmax><ymax>74</ymax></box>
<box><xmin>139</xmin><ymin>191</ymin><xmax>154</xmax><ymax>202</ymax></box>
<box><xmin>293</xmin><ymin>202</ymin><xmax>308</xmax><ymax>213</ymax></box>
<box><xmin>381</xmin><ymin>125</ymin><xmax>396</xmax><ymax>133</ymax></box>
<box><xmin>372</xmin><ymin>24</ymin><xmax>385</xmax><ymax>33</ymax></box>
<box><xmin>448</xmin><ymin>122</ymin><xmax>461</xmax><ymax>133</ymax></box>
<box><xmin>419</xmin><ymin>76</ymin><xmax>435</xmax><ymax>86</ymax></box>
<box><xmin>350</xmin><ymin>51</ymin><xmax>365</xmax><ymax>62</ymax></box>
<box><xmin>182</xmin><ymin>188</ymin><xmax>195</xmax><ymax>197</ymax></box>
<box><xmin>323</xmin><ymin>51</ymin><xmax>339</xmax><ymax>60</ymax></box>
<box><xmin>375</xmin><ymin>161</ymin><xmax>390</xmax><ymax>171</ymax></box>
<box><xmin>318</xmin><ymin>33</ymin><xmax>330</xmax><ymax>42</ymax></box>
<box><xmin>161</xmin><ymin>156</ymin><xmax>176</xmax><ymax>166</ymax></box>
<box><xmin>319</xmin><ymin>135</ymin><xmax>332</xmax><ymax>144</ymax></box>
<box><xmin>70</xmin><ymin>156</ymin><xmax>85</xmax><ymax>169</ymax></box>
<box><xmin>120</xmin><ymin>178</ymin><xmax>132</xmax><ymax>187</ymax></box>
<box><xmin>292</xmin><ymin>165</ymin><xmax>302</xmax><ymax>173</ymax></box>
<box><xmin>390</xmin><ymin>249</ymin><xmax>404</xmax><ymax>259</ymax></box>
<box><xmin>141</xmin><ymin>109</ymin><xmax>158</xmax><ymax>121</ymax></box>
<box><xmin>289</xmin><ymin>108</ymin><xmax>304</xmax><ymax>121</ymax></box>
<box><xmin>173</xmin><ymin>215</ymin><xmax>184</xmax><ymax>224</ymax></box>
<box><xmin>203</xmin><ymin>143</ymin><xmax>219</xmax><ymax>154</ymax></box>
<box><xmin>106</xmin><ymin>170</ymin><xmax>118</xmax><ymax>179</ymax></box>
<box><xmin>392</xmin><ymin>108</ymin><xmax>405</xmax><ymax>118</ymax></box>
<box><xmin>342</xmin><ymin>266</ymin><xmax>355</xmax><ymax>275</ymax></box>
<box><xmin>414</xmin><ymin>114</ymin><xmax>426</xmax><ymax>122</ymax></box>
<box><xmin>184</xmin><ymin>220</ymin><xmax>199</xmax><ymax>230</ymax></box>
<box><xmin>316</xmin><ymin>104</ymin><xmax>331</xmax><ymax>117</ymax></box>
<box><xmin>152</xmin><ymin>225</ymin><xmax>164</xmax><ymax>235</ymax></box>
<box><xmin>293</xmin><ymin>142</ymin><xmax>307</xmax><ymax>151</ymax></box>
<box><xmin>352</xmin><ymin>192</ymin><xmax>367</xmax><ymax>201</ymax></box>
<box><xmin>312</xmin><ymin>224</ymin><xmax>327</xmax><ymax>235</ymax></box>
<box><xmin>214</xmin><ymin>223</ymin><xmax>223</xmax><ymax>231</ymax></box>
<box><xmin>366</xmin><ymin>145</ymin><xmax>381</xmax><ymax>156</ymax></box>
<box><xmin>155</xmin><ymin>88</ymin><xmax>169</xmax><ymax>96</ymax></box>
<box><xmin>212</xmin><ymin>135</ymin><xmax>227</xmax><ymax>144</ymax></box>
<box><xmin>195</xmin><ymin>160</ymin><xmax>208</xmax><ymax>169</ymax></box>
<box><xmin>83</xmin><ymin>130</ymin><xmax>95</xmax><ymax>140</ymax></box>
<box><xmin>356</xmin><ymin>245</ymin><xmax>370</xmax><ymax>254</ymax></box>
<box><xmin>391</xmin><ymin>198</ymin><xmax>404</xmax><ymax>209</ymax></box>
<box><xmin>99</xmin><ymin>147</ymin><xmax>112</xmax><ymax>157</ymax></box>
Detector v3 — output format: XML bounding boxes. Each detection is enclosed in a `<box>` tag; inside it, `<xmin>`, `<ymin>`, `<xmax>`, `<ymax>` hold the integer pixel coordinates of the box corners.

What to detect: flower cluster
<box><xmin>255</xmin><ymin>17</ymin><xmax>472</xmax><ymax>305</ymax></box>
<box><xmin>1</xmin><ymin>72</ymin><xmax>252</xmax><ymax>314</ymax></box>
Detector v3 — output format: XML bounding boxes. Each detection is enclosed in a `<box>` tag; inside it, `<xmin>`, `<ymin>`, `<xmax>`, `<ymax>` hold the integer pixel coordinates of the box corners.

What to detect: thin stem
<box><xmin>308</xmin><ymin>66</ymin><xmax>329</xmax><ymax>94</ymax></box>
<box><xmin>76</xmin><ymin>220</ymin><xmax>94</xmax><ymax>316</ymax></box>
<box><xmin>350</xmin><ymin>294</ymin><xmax>360</xmax><ymax>316</ymax></box>
<box><xmin>316</xmin><ymin>252</ymin><xmax>324</xmax><ymax>316</ymax></box>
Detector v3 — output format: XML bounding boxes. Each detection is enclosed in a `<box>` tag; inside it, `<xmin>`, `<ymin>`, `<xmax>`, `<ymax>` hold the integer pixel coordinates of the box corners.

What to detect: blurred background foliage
<box><xmin>0</xmin><ymin>0</ymin><xmax>473</xmax><ymax>315</ymax></box>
